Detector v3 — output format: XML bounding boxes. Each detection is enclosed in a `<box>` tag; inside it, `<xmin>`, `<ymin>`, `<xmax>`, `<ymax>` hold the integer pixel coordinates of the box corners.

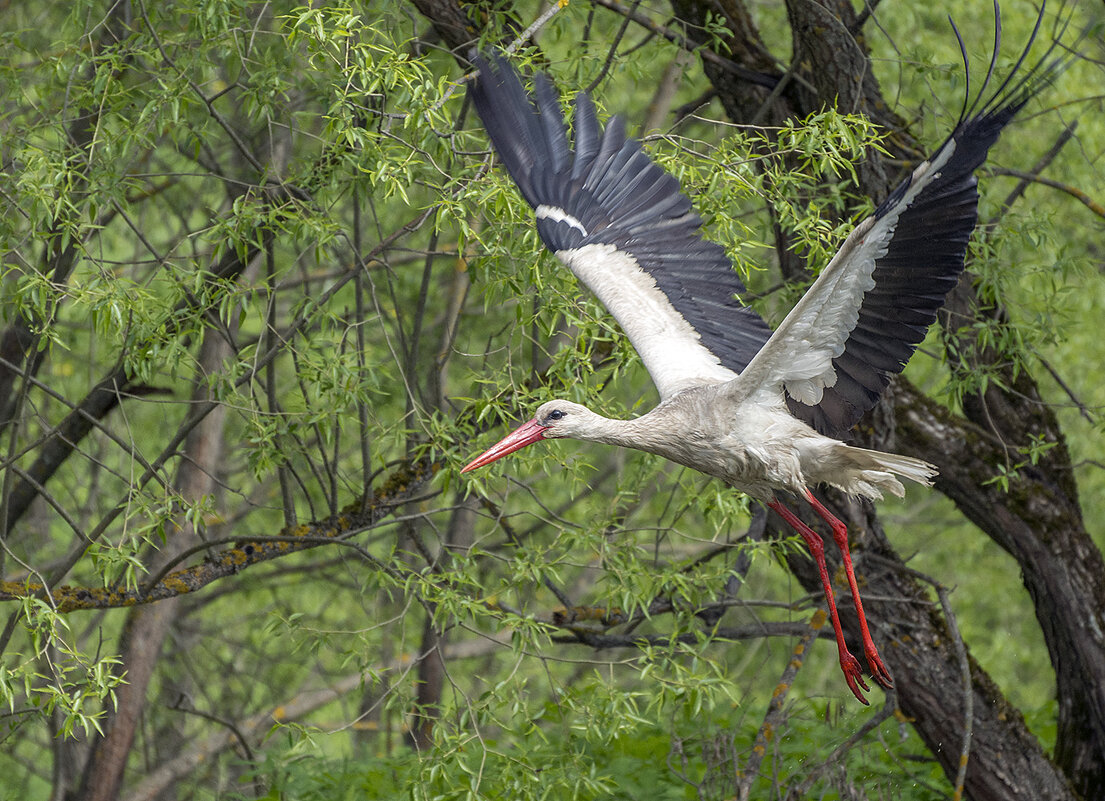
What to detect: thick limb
<box><xmin>805</xmin><ymin>490</ymin><xmax>894</xmax><ymax>690</ymax></box>
<box><xmin>768</xmin><ymin>499</ymin><xmax>871</xmax><ymax>704</ymax></box>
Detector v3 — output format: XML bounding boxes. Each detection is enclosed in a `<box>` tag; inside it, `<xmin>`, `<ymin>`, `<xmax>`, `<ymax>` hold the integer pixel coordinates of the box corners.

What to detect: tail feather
<box><xmin>832</xmin><ymin>445</ymin><xmax>938</xmax><ymax>500</ymax></box>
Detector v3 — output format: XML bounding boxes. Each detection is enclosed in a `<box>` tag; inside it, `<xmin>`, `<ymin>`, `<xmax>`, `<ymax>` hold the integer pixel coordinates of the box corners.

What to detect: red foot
<box><xmin>840</xmin><ymin>651</ymin><xmax>871</xmax><ymax>705</ymax></box>
<box><xmin>864</xmin><ymin>643</ymin><xmax>894</xmax><ymax>690</ymax></box>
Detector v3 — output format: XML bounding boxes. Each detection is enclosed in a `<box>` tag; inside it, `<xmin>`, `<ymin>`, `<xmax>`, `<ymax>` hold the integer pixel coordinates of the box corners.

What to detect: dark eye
<box><xmin>546</xmin><ymin>409</ymin><xmax>566</xmax><ymax>421</ymax></box>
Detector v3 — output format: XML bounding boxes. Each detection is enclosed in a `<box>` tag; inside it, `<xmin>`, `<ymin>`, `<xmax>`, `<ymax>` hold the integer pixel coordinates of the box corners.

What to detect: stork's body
<box><xmin>462</xmin><ymin>13</ymin><xmax>1060</xmax><ymax>703</ymax></box>
<box><xmin>534</xmin><ymin>392</ymin><xmax>930</xmax><ymax>504</ymax></box>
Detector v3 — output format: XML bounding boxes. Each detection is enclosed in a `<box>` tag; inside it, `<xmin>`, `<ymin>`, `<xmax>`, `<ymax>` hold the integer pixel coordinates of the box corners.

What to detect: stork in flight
<box><xmin>461</xmin><ymin>14</ymin><xmax>1059</xmax><ymax>702</ymax></box>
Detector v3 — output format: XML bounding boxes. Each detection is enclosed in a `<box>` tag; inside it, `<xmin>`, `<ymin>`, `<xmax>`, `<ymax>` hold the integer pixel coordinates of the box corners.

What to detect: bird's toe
<box><xmin>840</xmin><ymin>653</ymin><xmax>871</xmax><ymax>705</ymax></box>
<box><xmin>865</xmin><ymin>648</ymin><xmax>894</xmax><ymax>689</ymax></box>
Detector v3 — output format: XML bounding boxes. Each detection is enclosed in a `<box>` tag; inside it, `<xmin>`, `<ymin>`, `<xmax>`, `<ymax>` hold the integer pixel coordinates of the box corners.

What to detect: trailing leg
<box><xmin>806</xmin><ymin>491</ymin><xmax>893</xmax><ymax>689</ymax></box>
<box><xmin>768</xmin><ymin>499</ymin><xmax>871</xmax><ymax>704</ymax></box>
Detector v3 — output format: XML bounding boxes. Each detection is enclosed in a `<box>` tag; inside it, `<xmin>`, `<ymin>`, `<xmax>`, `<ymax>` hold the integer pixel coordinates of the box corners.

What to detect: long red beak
<box><xmin>461</xmin><ymin>418</ymin><xmax>548</xmax><ymax>473</ymax></box>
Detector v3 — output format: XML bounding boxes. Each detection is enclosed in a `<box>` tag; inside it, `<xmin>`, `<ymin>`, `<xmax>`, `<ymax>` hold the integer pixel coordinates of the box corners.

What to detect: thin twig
<box><xmin>585</xmin><ymin>0</ymin><xmax>642</xmax><ymax>94</ymax></box>
<box><xmin>737</xmin><ymin>609</ymin><xmax>825</xmax><ymax>800</ymax></box>
<box><xmin>168</xmin><ymin>696</ymin><xmax>256</xmax><ymax>762</ymax></box>
<box><xmin>1036</xmin><ymin>353</ymin><xmax>1095</xmax><ymax>422</ymax></box>
<box><xmin>554</xmin><ymin>619</ymin><xmax>833</xmax><ymax>649</ymax></box>
<box><xmin>265</xmin><ymin>243</ymin><xmax>297</xmax><ymax>528</ymax></box>
<box><xmin>935</xmin><ymin>583</ymin><xmax>973</xmax><ymax>801</ymax></box>
<box><xmin>989</xmin><ymin>167</ymin><xmax>1105</xmax><ymax>220</ymax></box>
<box><xmin>783</xmin><ymin>689</ymin><xmax>898</xmax><ymax>800</ymax></box>
<box><xmin>987</xmin><ymin>121</ymin><xmax>1079</xmax><ymax>225</ymax></box>
<box><xmin>588</xmin><ymin>0</ymin><xmax>780</xmax><ymax>89</ymax></box>
<box><xmin>479</xmin><ymin>497</ymin><xmax>574</xmax><ymax>609</ymax></box>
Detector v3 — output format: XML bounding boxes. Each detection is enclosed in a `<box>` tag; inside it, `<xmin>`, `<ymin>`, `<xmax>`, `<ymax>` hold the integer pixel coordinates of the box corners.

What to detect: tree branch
<box><xmin>0</xmin><ymin>459</ymin><xmax>441</xmax><ymax>612</ymax></box>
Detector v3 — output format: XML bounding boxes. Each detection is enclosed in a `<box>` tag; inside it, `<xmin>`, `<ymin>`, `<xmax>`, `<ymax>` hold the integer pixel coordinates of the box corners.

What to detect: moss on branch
<box><xmin>0</xmin><ymin>458</ymin><xmax>441</xmax><ymax>613</ymax></box>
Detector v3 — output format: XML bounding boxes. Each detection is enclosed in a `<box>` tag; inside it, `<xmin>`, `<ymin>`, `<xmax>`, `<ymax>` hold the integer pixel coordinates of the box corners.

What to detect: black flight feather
<box><xmin>787</xmin><ymin>4</ymin><xmax>1066</xmax><ymax>434</ymax></box>
<box><xmin>468</xmin><ymin>11</ymin><xmax>1063</xmax><ymax>436</ymax></box>
<box><xmin>469</xmin><ymin>53</ymin><xmax>774</xmax><ymax>379</ymax></box>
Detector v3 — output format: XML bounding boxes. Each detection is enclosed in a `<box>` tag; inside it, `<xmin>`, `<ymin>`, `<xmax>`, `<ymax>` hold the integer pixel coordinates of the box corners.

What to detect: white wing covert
<box><xmin>732</xmin><ymin>25</ymin><xmax>1064</xmax><ymax>434</ymax></box>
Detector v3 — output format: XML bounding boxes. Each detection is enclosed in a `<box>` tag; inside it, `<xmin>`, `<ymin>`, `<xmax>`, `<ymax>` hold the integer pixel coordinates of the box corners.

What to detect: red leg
<box><xmin>768</xmin><ymin>499</ymin><xmax>870</xmax><ymax>704</ymax></box>
<box><xmin>805</xmin><ymin>491</ymin><xmax>894</xmax><ymax>690</ymax></box>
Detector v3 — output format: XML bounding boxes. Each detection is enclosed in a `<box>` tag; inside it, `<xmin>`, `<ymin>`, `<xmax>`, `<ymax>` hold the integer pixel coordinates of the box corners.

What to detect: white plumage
<box><xmin>559</xmin><ymin>243</ymin><xmax>738</xmax><ymax>398</ymax></box>
<box><xmin>462</xmin><ymin>13</ymin><xmax>1062</xmax><ymax>703</ymax></box>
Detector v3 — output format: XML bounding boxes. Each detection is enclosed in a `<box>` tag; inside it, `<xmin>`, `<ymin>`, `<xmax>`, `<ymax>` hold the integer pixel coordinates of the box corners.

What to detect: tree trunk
<box><xmin>893</xmin><ymin>375</ymin><xmax>1105</xmax><ymax>796</ymax></box>
<box><xmin>75</xmin><ymin>331</ymin><xmax>232</xmax><ymax>801</ymax></box>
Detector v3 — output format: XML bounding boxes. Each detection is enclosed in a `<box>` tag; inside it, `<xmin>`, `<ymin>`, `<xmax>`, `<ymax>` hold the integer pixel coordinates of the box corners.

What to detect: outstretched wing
<box><xmin>468</xmin><ymin>54</ymin><xmax>773</xmax><ymax>400</ymax></box>
<box><xmin>734</xmin><ymin>10</ymin><xmax>1063</xmax><ymax>435</ymax></box>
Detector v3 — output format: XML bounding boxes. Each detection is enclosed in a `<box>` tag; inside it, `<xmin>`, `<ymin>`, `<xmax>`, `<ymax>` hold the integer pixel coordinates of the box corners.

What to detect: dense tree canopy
<box><xmin>0</xmin><ymin>1</ymin><xmax>1103</xmax><ymax>799</ymax></box>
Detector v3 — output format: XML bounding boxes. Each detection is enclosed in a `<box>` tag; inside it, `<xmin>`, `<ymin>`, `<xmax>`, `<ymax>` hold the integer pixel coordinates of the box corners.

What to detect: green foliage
<box><xmin>230</xmin><ymin>692</ymin><xmax>954</xmax><ymax>800</ymax></box>
<box><xmin>4</xmin><ymin>596</ymin><xmax>125</xmax><ymax>738</ymax></box>
<box><xmin>0</xmin><ymin>0</ymin><xmax>1100</xmax><ymax>798</ymax></box>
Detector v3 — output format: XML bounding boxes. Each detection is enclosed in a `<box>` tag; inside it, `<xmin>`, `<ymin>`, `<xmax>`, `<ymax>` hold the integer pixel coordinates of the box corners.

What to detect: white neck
<box><xmin>569</xmin><ymin>405</ymin><xmax>681</xmax><ymax>456</ymax></box>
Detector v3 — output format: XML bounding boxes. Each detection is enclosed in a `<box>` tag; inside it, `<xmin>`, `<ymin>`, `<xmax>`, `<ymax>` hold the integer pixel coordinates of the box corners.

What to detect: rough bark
<box><xmin>893</xmin><ymin>372</ymin><xmax>1105</xmax><ymax>797</ymax></box>
<box><xmin>407</xmin><ymin>498</ymin><xmax>476</xmax><ymax>751</ymax></box>
<box><xmin>407</xmin><ymin>0</ymin><xmax>479</xmax><ymax>51</ymax></box>
<box><xmin>938</xmin><ymin>265</ymin><xmax>1105</xmax><ymax>792</ymax></box>
<box><xmin>782</xmin><ymin>0</ymin><xmax>895</xmax><ymax>197</ymax></box>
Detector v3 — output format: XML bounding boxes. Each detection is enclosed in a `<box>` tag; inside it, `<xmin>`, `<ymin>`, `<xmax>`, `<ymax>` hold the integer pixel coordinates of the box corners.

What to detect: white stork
<box><xmin>461</xmin><ymin>13</ymin><xmax>1060</xmax><ymax>702</ymax></box>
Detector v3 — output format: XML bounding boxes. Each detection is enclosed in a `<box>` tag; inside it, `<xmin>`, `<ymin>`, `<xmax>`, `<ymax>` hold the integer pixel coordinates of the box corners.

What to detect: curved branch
<box><xmin>553</xmin><ymin>620</ymin><xmax>833</xmax><ymax>649</ymax></box>
<box><xmin>988</xmin><ymin>167</ymin><xmax>1105</xmax><ymax>219</ymax></box>
<box><xmin>0</xmin><ymin>459</ymin><xmax>441</xmax><ymax>613</ymax></box>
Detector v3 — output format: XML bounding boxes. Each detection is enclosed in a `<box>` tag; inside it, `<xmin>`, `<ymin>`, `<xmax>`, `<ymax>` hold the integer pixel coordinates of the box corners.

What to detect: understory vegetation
<box><xmin>0</xmin><ymin>1</ymin><xmax>1102</xmax><ymax>799</ymax></box>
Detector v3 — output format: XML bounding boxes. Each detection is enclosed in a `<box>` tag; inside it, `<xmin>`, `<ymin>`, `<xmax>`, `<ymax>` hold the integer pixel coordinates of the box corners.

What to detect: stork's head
<box><xmin>461</xmin><ymin>400</ymin><xmax>594</xmax><ymax>472</ymax></box>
